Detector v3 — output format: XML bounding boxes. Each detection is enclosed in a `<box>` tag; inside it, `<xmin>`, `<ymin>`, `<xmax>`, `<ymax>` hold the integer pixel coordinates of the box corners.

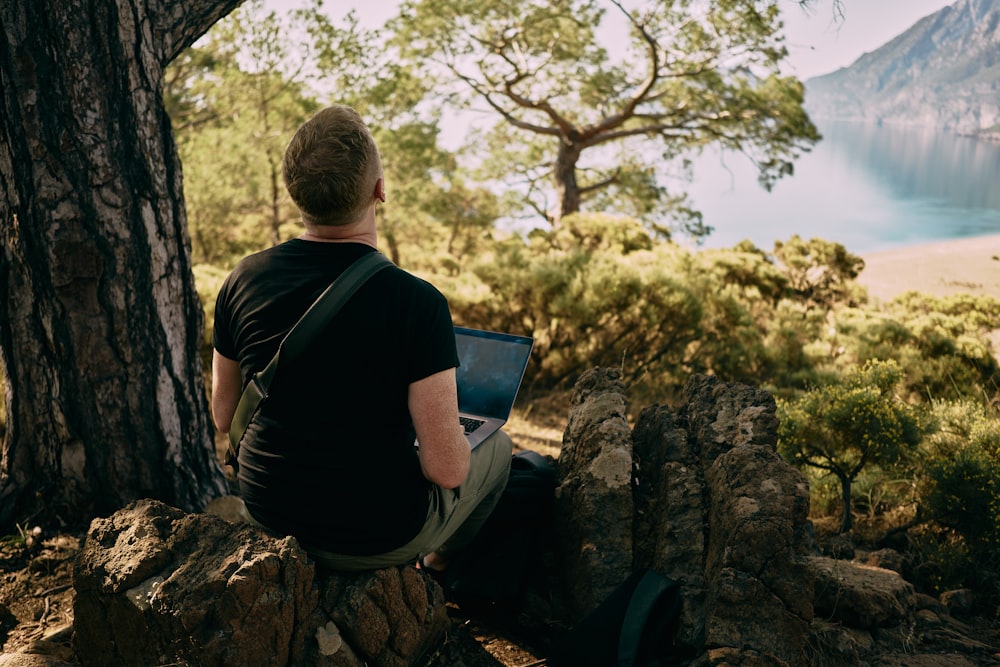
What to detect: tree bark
<box><xmin>838</xmin><ymin>472</ymin><xmax>854</xmax><ymax>534</ymax></box>
<box><xmin>0</xmin><ymin>0</ymin><xmax>241</xmax><ymax>530</ymax></box>
<box><xmin>552</xmin><ymin>140</ymin><xmax>582</xmax><ymax>227</ymax></box>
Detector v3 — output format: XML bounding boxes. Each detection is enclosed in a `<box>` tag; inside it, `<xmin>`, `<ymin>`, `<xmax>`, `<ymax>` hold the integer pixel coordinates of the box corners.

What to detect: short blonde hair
<box><xmin>282</xmin><ymin>105</ymin><xmax>383</xmax><ymax>227</ymax></box>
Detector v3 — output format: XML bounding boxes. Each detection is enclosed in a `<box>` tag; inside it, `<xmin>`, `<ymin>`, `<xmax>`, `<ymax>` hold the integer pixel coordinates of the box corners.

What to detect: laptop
<box><xmin>455</xmin><ymin>326</ymin><xmax>534</xmax><ymax>448</ymax></box>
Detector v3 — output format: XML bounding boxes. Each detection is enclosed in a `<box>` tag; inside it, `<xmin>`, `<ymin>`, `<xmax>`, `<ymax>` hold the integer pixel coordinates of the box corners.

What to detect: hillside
<box><xmin>803</xmin><ymin>0</ymin><xmax>1000</xmax><ymax>137</ymax></box>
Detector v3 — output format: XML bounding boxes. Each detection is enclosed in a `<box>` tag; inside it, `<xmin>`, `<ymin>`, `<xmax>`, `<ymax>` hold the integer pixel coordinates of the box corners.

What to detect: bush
<box><xmin>918</xmin><ymin>399</ymin><xmax>1000</xmax><ymax>604</ymax></box>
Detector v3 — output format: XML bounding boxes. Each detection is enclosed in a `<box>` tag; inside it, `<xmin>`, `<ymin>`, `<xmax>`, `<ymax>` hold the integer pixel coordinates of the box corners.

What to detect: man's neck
<box><xmin>298</xmin><ymin>210</ymin><xmax>378</xmax><ymax>248</ymax></box>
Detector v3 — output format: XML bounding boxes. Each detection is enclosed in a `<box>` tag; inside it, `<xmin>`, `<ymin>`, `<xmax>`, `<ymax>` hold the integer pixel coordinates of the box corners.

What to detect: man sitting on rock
<box><xmin>210</xmin><ymin>104</ymin><xmax>513</xmax><ymax>573</ymax></box>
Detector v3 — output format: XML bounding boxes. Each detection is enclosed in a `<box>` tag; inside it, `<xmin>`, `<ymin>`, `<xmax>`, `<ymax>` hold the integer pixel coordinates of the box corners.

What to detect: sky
<box><xmin>263</xmin><ymin>0</ymin><xmax>957</xmax><ymax>81</ymax></box>
<box><xmin>777</xmin><ymin>0</ymin><xmax>954</xmax><ymax>79</ymax></box>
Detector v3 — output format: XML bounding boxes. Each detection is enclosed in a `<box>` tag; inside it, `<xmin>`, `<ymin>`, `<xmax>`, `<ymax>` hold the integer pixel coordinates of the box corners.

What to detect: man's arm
<box><xmin>409</xmin><ymin>368</ymin><xmax>471</xmax><ymax>489</ymax></box>
<box><xmin>212</xmin><ymin>350</ymin><xmax>243</xmax><ymax>434</ymax></box>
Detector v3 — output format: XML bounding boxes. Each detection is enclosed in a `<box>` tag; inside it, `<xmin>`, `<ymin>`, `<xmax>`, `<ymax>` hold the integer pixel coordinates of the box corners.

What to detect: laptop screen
<box><xmin>455</xmin><ymin>327</ymin><xmax>533</xmax><ymax>419</ymax></box>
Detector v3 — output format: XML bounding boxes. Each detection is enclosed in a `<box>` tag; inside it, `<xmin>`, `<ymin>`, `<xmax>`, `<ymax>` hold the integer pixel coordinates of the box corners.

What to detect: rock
<box><xmin>914</xmin><ymin>591</ymin><xmax>945</xmax><ymax>612</ymax></box>
<box><xmin>72</xmin><ymin>499</ymin><xmax>447</xmax><ymax>667</ymax></box>
<box><xmin>807</xmin><ymin>556</ymin><xmax>916</xmax><ymax>628</ymax></box>
<box><xmin>554</xmin><ymin>367</ymin><xmax>635</xmax><ymax>617</ymax></box>
<box><xmin>701</xmin><ymin>443</ymin><xmax>814</xmax><ymax>665</ymax></box>
<box><xmin>632</xmin><ymin>401</ymin><xmax>709</xmax><ymax>649</ymax></box>
<box><xmin>941</xmin><ymin>588</ymin><xmax>975</xmax><ymax>615</ymax></box>
<box><xmin>681</xmin><ymin>373</ymin><xmax>779</xmax><ymax>461</ymax></box>
<box><xmin>0</xmin><ymin>654</ymin><xmax>77</xmax><ymax>667</ymax></box>
<box><xmin>824</xmin><ymin>533</ymin><xmax>856</xmax><ymax>560</ymax></box>
<box><xmin>864</xmin><ymin>548</ymin><xmax>911</xmax><ymax>578</ymax></box>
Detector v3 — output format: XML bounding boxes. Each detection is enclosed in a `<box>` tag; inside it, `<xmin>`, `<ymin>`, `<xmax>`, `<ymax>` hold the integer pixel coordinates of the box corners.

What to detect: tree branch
<box><xmin>156</xmin><ymin>0</ymin><xmax>245</xmax><ymax>64</ymax></box>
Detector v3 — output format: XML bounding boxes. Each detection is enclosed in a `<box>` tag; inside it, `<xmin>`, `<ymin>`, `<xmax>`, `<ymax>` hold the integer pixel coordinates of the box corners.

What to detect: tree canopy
<box><xmin>392</xmin><ymin>0</ymin><xmax>820</xmax><ymax>234</ymax></box>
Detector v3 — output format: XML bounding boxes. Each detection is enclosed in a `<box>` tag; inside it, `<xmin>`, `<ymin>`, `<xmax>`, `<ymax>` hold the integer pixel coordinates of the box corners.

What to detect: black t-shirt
<box><xmin>213</xmin><ymin>241</ymin><xmax>459</xmax><ymax>555</ymax></box>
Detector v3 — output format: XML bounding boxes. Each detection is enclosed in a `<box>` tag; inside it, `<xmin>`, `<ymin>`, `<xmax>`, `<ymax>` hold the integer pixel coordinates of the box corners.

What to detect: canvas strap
<box><xmin>225</xmin><ymin>251</ymin><xmax>393</xmax><ymax>467</ymax></box>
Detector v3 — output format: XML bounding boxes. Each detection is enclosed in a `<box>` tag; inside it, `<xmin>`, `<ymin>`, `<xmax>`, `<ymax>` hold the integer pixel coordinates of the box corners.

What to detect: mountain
<box><xmin>803</xmin><ymin>0</ymin><xmax>1000</xmax><ymax>137</ymax></box>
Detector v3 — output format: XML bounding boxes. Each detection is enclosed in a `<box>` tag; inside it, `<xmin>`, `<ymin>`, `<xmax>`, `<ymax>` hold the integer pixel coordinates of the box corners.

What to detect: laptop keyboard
<box><xmin>460</xmin><ymin>416</ymin><xmax>486</xmax><ymax>434</ymax></box>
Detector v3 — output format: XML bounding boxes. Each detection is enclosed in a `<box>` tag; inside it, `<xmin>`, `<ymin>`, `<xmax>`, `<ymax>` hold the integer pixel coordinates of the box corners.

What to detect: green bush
<box><xmin>918</xmin><ymin>399</ymin><xmax>1000</xmax><ymax>604</ymax></box>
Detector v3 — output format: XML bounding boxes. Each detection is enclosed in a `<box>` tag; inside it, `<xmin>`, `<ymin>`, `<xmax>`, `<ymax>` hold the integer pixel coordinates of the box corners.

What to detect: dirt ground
<box><xmin>0</xmin><ymin>528</ymin><xmax>79</xmax><ymax>662</ymax></box>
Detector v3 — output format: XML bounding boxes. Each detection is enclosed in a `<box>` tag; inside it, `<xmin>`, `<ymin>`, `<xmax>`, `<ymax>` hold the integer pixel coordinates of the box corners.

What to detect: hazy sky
<box><xmin>265</xmin><ymin>0</ymin><xmax>957</xmax><ymax>80</ymax></box>
<box><xmin>780</xmin><ymin>0</ymin><xmax>954</xmax><ymax>79</ymax></box>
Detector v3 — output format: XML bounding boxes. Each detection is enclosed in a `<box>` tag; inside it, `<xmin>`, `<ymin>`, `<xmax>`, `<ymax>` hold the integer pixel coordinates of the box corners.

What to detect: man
<box><xmin>211</xmin><ymin>105</ymin><xmax>513</xmax><ymax>573</ymax></box>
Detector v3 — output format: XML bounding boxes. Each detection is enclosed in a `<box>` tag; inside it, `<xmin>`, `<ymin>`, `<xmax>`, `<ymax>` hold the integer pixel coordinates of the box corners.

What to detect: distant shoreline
<box><xmin>857</xmin><ymin>233</ymin><xmax>1000</xmax><ymax>303</ymax></box>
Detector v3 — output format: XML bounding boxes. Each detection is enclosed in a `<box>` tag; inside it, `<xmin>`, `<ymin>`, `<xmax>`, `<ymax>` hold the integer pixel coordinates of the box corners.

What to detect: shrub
<box><xmin>917</xmin><ymin>399</ymin><xmax>1000</xmax><ymax>604</ymax></box>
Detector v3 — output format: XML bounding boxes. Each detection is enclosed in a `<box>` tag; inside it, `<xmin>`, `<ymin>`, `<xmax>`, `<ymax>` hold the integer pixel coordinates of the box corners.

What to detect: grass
<box><xmin>506</xmin><ymin>391</ymin><xmax>570</xmax><ymax>459</ymax></box>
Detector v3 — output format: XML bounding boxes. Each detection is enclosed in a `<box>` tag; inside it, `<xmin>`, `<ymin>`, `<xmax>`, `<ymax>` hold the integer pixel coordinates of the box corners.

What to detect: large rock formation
<box><xmin>552</xmin><ymin>369</ymin><xmax>997</xmax><ymax>667</ymax></box>
<box><xmin>554</xmin><ymin>368</ymin><xmax>635</xmax><ymax>614</ymax></box>
<box><xmin>555</xmin><ymin>368</ymin><xmax>815</xmax><ymax>664</ymax></box>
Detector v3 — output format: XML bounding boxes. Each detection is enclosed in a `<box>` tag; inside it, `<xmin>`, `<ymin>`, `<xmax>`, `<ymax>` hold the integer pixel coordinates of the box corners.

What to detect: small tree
<box><xmin>778</xmin><ymin>359</ymin><xmax>923</xmax><ymax>533</ymax></box>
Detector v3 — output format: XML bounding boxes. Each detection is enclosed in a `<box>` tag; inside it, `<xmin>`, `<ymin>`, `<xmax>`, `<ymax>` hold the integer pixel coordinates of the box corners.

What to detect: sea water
<box><xmin>687</xmin><ymin>120</ymin><xmax>1000</xmax><ymax>255</ymax></box>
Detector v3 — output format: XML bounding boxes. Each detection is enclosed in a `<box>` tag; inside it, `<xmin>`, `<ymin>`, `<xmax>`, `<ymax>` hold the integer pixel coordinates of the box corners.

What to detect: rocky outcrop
<box><xmin>552</xmin><ymin>369</ymin><xmax>1000</xmax><ymax>667</ymax></box>
<box><xmin>554</xmin><ymin>368</ymin><xmax>635</xmax><ymax>615</ymax></box>
<box><xmin>556</xmin><ymin>368</ymin><xmax>815</xmax><ymax>664</ymax></box>
<box><xmin>72</xmin><ymin>500</ymin><xmax>447</xmax><ymax>667</ymax></box>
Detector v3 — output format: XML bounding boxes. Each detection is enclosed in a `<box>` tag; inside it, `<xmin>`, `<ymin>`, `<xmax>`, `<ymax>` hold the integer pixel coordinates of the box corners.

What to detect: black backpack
<box><xmin>547</xmin><ymin>568</ymin><xmax>683</xmax><ymax>667</ymax></box>
<box><xmin>437</xmin><ymin>449</ymin><xmax>557</xmax><ymax>612</ymax></box>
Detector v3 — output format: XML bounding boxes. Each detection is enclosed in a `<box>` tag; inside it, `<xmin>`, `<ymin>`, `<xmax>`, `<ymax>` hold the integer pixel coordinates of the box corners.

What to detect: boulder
<box><xmin>72</xmin><ymin>499</ymin><xmax>447</xmax><ymax>667</ymax></box>
<box><xmin>807</xmin><ymin>556</ymin><xmax>916</xmax><ymax>628</ymax></box>
<box><xmin>940</xmin><ymin>588</ymin><xmax>975</xmax><ymax>615</ymax></box>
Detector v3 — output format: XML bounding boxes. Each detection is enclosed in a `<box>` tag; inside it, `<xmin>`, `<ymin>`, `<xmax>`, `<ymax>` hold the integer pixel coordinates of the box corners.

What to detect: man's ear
<box><xmin>375</xmin><ymin>178</ymin><xmax>386</xmax><ymax>203</ymax></box>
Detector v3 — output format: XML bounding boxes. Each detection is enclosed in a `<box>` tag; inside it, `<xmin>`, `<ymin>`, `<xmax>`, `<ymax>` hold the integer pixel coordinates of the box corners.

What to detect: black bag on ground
<box><xmin>438</xmin><ymin>449</ymin><xmax>557</xmax><ymax>612</ymax></box>
<box><xmin>547</xmin><ymin>568</ymin><xmax>682</xmax><ymax>667</ymax></box>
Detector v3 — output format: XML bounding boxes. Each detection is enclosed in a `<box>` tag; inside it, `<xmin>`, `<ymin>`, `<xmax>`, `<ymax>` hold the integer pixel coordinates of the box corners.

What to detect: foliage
<box><xmin>830</xmin><ymin>293</ymin><xmax>1000</xmax><ymax>403</ymax></box>
<box><xmin>914</xmin><ymin>399</ymin><xmax>1000</xmax><ymax>602</ymax></box>
<box><xmin>170</xmin><ymin>0</ymin><xmax>506</xmax><ymax>276</ymax></box>
<box><xmin>444</xmin><ymin>214</ymin><xmax>705</xmax><ymax>402</ymax></box>
<box><xmin>193</xmin><ymin>264</ymin><xmax>231</xmax><ymax>351</ymax></box>
<box><xmin>772</xmin><ymin>235</ymin><xmax>867</xmax><ymax>309</ymax></box>
<box><xmin>777</xmin><ymin>359</ymin><xmax>925</xmax><ymax>533</ymax></box>
<box><xmin>391</xmin><ymin>0</ymin><xmax>820</xmax><ymax>232</ymax></box>
<box><xmin>166</xmin><ymin>0</ymin><xmax>326</xmax><ymax>265</ymax></box>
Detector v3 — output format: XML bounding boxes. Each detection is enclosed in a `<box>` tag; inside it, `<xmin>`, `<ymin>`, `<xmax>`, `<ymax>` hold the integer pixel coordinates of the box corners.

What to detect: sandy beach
<box><xmin>857</xmin><ymin>234</ymin><xmax>1000</xmax><ymax>304</ymax></box>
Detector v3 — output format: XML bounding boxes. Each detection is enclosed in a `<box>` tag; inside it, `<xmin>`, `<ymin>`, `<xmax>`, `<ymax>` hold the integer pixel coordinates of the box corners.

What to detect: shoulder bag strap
<box><xmin>226</xmin><ymin>251</ymin><xmax>393</xmax><ymax>467</ymax></box>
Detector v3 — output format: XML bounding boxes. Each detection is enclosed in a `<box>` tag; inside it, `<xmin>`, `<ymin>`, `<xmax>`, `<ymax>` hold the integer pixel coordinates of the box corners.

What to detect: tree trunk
<box><xmin>552</xmin><ymin>140</ymin><xmax>583</xmax><ymax>228</ymax></box>
<box><xmin>0</xmin><ymin>0</ymin><xmax>241</xmax><ymax>531</ymax></box>
<box><xmin>838</xmin><ymin>471</ymin><xmax>854</xmax><ymax>534</ymax></box>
